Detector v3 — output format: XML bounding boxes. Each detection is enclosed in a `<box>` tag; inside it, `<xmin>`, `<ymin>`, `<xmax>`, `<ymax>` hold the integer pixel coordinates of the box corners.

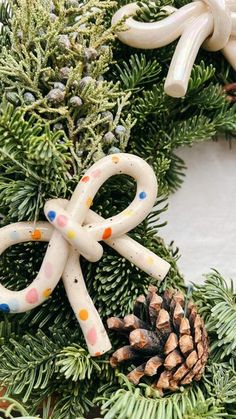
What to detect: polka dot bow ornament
<box><xmin>0</xmin><ymin>153</ymin><xmax>170</xmax><ymax>357</ymax></box>
<box><xmin>112</xmin><ymin>0</ymin><xmax>236</xmax><ymax>97</ymax></box>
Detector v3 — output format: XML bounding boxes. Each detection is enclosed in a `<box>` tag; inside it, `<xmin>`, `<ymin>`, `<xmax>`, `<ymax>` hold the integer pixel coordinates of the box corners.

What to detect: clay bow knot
<box><xmin>0</xmin><ymin>153</ymin><xmax>170</xmax><ymax>356</ymax></box>
<box><xmin>112</xmin><ymin>0</ymin><xmax>236</xmax><ymax>97</ymax></box>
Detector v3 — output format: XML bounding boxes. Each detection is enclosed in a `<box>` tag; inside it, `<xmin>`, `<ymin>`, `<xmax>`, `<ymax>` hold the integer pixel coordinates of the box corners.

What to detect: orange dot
<box><xmin>86</xmin><ymin>197</ymin><xmax>93</xmax><ymax>208</ymax></box>
<box><xmin>43</xmin><ymin>288</ymin><xmax>52</xmax><ymax>298</ymax></box>
<box><xmin>31</xmin><ymin>229</ymin><xmax>41</xmax><ymax>240</ymax></box>
<box><xmin>102</xmin><ymin>227</ymin><xmax>112</xmax><ymax>240</ymax></box>
<box><xmin>79</xmin><ymin>309</ymin><xmax>89</xmax><ymax>321</ymax></box>
<box><xmin>81</xmin><ymin>175</ymin><xmax>90</xmax><ymax>183</ymax></box>
<box><xmin>112</xmin><ymin>156</ymin><xmax>119</xmax><ymax>164</ymax></box>
<box><xmin>94</xmin><ymin>352</ymin><xmax>101</xmax><ymax>357</ymax></box>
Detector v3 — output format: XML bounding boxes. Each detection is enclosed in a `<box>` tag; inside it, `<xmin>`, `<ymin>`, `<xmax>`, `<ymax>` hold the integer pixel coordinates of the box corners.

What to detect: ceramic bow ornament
<box><xmin>112</xmin><ymin>0</ymin><xmax>236</xmax><ymax>97</ymax></box>
<box><xmin>0</xmin><ymin>153</ymin><xmax>170</xmax><ymax>357</ymax></box>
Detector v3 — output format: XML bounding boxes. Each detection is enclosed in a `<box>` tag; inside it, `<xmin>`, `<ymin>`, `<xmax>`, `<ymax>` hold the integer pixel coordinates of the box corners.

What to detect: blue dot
<box><xmin>139</xmin><ymin>191</ymin><xmax>147</xmax><ymax>200</ymax></box>
<box><xmin>10</xmin><ymin>230</ymin><xmax>20</xmax><ymax>241</ymax></box>
<box><xmin>47</xmin><ymin>210</ymin><xmax>56</xmax><ymax>222</ymax></box>
<box><xmin>0</xmin><ymin>304</ymin><xmax>10</xmax><ymax>313</ymax></box>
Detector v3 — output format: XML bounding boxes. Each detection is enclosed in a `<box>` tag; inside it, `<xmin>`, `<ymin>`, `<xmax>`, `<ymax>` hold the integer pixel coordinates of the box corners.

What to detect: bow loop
<box><xmin>202</xmin><ymin>0</ymin><xmax>232</xmax><ymax>51</ymax></box>
<box><xmin>0</xmin><ymin>153</ymin><xmax>170</xmax><ymax>356</ymax></box>
<box><xmin>113</xmin><ymin>1</ymin><xmax>236</xmax><ymax>97</ymax></box>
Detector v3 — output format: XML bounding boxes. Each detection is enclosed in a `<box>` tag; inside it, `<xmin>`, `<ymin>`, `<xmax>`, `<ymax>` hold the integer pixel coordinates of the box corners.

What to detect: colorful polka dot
<box><xmin>124</xmin><ymin>209</ymin><xmax>134</xmax><ymax>217</ymax></box>
<box><xmin>8</xmin><ymin>298</ymin><xmax>20</xmax><ymax>312</ymax></box>
<box><xmin>139</xmin><ymin>191</ymin><xmax>147</xmax><ymax>200</ymax></box>
<box><xmin>112</xmin><ymin>156</ymin><xmax>119</xmax><ymax>164</ymax></box>
<box><xmin>86</xmin><ymin>197</ymin><xmax>93</xmax><ymax>208</ymax></box>
<box><xmin>67</xmin><ymin>230</ymin><xmax>76</xmax><ymax>239</ymax></box>
<box><xmin>87</xmin><ymin>327</ymin><xmax>97</xmax><ymax>346</ymax></box>
<box><xmin>44</xmin><ymin>261</ymin><xmax>53</xmax><ymax>279</ymax></box>
<box><xmin>57</xmin><ymin>214</ymin><xmax>68</xmax><ymax>228</ymax></box>
<box><xmin>0</xmin><ymin>303</ymin><xmax>10</xmax><ymax>313</ymax></box>
<box><xmin>42</xmin><ymin>288</ymin><xmax>52</xmax><ymax>298</ymax></box>
<box><xmin>79</xmin><ymin>309</ymin><xmax>89</xmax><ymax>321</ymax></box>
<box><xmin>25</xmin><ymin>288</ymin><xmax>39</xmax><ymax>304</ymax></box>
<box><xmin>81</xmin><ymin>175</ymin><xmax>90</xmax><ymax>183</ymax></box>
<box><xmin>91</xmin><ymin>169</ymin><xmax>101</xmax><ymax>178</ymax></box>
<box><xmin>102</xmin><ymin>227</ymin><xmax>112</xmax><ymax>240</ymax></box>
<box><xmin>147</xmin><ymin>256</ymin><xmax>154</xmax><ymax>265</ymax></box>
<box><xmin>10</xmin><ymin>230</ymin><xmax>20</xmax><ymax>241</ymax></box>
<box><xmin>31</xmin><ymin>229</ymin><xmax>41</xmax><ymax>240</ymax></box>
<box><xmin>47</xmin><ymin>210</ymin><xmax>56</xmax><ymax>222</ymax></box>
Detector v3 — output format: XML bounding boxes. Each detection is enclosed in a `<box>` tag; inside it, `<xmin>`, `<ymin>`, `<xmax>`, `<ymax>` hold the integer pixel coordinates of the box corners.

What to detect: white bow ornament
<box><xmin>0</xmin><ymin>153</ymin><xmax>170</xmax><ymax>356</ymax></box>
<box><xmin>112</xmin><ymin>0</ymin><xmax>236</xmax><ymax>97</ymax></box>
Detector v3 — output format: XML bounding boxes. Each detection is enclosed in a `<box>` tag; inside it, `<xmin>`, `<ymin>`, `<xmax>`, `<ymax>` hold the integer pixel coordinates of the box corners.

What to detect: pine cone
<box><xmin>107</xmin><ymin>286</ymin><xmax>209</xmax><ymax>392</ymax></box>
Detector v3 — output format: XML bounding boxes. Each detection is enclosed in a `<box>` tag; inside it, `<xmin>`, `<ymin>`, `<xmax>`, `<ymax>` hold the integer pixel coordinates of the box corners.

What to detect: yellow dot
<box><xmin>42</xmin><ymin>288</ymin><xmax>52</xmax><ymax>298</ymax></box>
<box><xmin>67</xmin><ymin>230</ymin><xmax>76</xmax><ymax>239</ymax></box>
<box><xmin>147</xmin><ymin>256</ymin><xmax>154</xmax><ymax>265</ymax></box>
<box><xmin>123</xmin><ymin>209</ymin><xmax>134</xmax><ymax>217</ymax></box>
<box><xmin>79</xmin><ymin>309</ymin><xmax>89</xmax><ymax>321</ymax></box>
<box><xmin>86</xmin><ymin>197</ymin><xmax>93</xmax><ymax>208</ymax></box>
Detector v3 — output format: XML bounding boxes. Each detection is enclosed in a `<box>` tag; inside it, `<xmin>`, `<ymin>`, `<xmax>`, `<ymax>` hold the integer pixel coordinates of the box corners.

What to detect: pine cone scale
<box><xmin>108</xmin><ymin>287</ymin><xmax>209</xmax><ymax>392</ymax></box>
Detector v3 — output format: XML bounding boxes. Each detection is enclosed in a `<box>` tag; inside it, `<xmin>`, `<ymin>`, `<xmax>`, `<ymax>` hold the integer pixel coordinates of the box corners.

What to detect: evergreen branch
<box><xmin>193</xmin><ymin>271</ymin><xmax>236</xmax><ymax>358</ymax></box>
<box><xmin>135</xmin><ymin>0</ymin><xmax>173</xmax><ymax>23</ymax></box>
<box><xmin>169</xmin><ymin>115</ymin><xmax>216</xmax><ymax>146</ymax></box>
<box><xmin>0</xmin><ymin>331</ymin><xmax>62</xmax><ymax>403</ymax></box>
<box><xmin>99</xmin><ymin>375</ymin><xmax>226</xmax><ymax>419</ymax></box>
<box><xmin>188</xmin><ymin>61</ymin><xmax>216</xmax><ymax>92</ymax></box>
<box><xmin>0</xmin><ymin>396</ymin><xmax>33</xmax><ymax>419</ymax></box>
<box><xmin>204</xmin><ymin>363</ymin><xmax>236</xmax><ymax>406</ymax></box>
<box><xmin>116</xmin><ymin>53</ymin><xmax>162</xmax><ymax>90</ymax></box>
<box><xmin>56</xmin><ymin>345</ymin><xmax>101</xmax><ymax>382</ymax></box>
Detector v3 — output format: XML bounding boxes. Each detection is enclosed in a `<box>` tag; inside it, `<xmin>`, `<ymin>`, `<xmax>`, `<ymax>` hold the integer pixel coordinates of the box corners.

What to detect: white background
<box><xmin>160</xmin><ymin>138</ymin><xmax>236</xmax><ymax>285</ymax></box>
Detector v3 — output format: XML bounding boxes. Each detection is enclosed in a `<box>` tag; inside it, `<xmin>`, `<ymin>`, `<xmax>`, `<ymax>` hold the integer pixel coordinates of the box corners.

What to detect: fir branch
<box><xmin>0</xmin><ymin>396</ymin><xmax>34</xmax><ymax>419</ymax></box>
<box><xmin>135</xmin><ymin>0</ymin><xmax>173</xmax><ymax>22</ymax></box>
<box><xmin>187</xmin><ymin>61</ymin><xmax>216</xmax><ymax>92</ymax></box>
<box><xmin>0</xmin><ymin>101</ymin><xmax>72</xmax><ymax>220</ymax></box>
<box><xmin>0</xmin><ymin>331</ymin><xmax>62</xmax><ymax>404</ymax></box>
<box><xmin>116</xmin><ymin>53</ymin><xmax>162</xmax><ymax>90</ymax></box>
<box><xmin>0</xmin><ymin>0</ymin><xmax>12</xmax><ymax>48</ymax></box>
<box><xmin>99</xmin><ymin>375</ymin><xmax>226</xmax><ymax>419</ymax></box>
<box><xmin>193</xmin><ymin>271</ymin><xmax>236</xmax><ymax>359</ymax></box>
<box><xmin>57</xmin><ymin>344</ymin><xmax>101</xmax><ymax>382</ymax></box>
<box><xmin>204</xmin><ymin>363</ymin><xmax>236</xmax><ymax>406</ymax></box>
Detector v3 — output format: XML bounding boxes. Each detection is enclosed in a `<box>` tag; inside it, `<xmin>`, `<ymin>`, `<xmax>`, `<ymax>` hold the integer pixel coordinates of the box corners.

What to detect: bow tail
<box><xmin>164</xmin><ymin>13</ymin><xmax>213</xmax><ymax>97</ymax></box>
<box><xmin>222</xmin><ymin>36</ymin><xmax>236</xmax><ymax>71</ymax></box>
<box><xmin>62</xmin><ymin>248</ymin><xmax>112</xmax><ymax>357</ymax></box>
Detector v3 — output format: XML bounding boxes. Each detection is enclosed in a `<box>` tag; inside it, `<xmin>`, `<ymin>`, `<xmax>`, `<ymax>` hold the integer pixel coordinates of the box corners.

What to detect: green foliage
<box><xmin>188</xmin><ymin>61</ymin><xmax>216</xmax><ymax>92</ymax></box>
<box><xmin>0</xmin><ymin>331</ymin><xmax>61</xmax><ymax>404</ymax></box>
<box><xmin>116</xmin><ymin>53</ymin><xmax>162</xmax><ymax>90</ymax></box>
<box><xmin>0</xmin><ymin>396</ymin><xmax>36</xmax><ymax>419</ymax></box>
<box><xmin>0</xmin><ymin>0</ymin><xmax>12</xmax><ymax>47</ymax></box>
<box><xmin>136</xmin><ymin>0</ymin><xmax>173</xmax><ymax>23</ymax></box>
<box><xmin>99</xmin><ymin>375</ymin><xmax>226</xmax><ymax>419</ymax></box>
<box><xmin>57</xmin><ymin>345</ymin><xmax>101</xmax><ymax>381</ymax></box>
<box><xmin>0</xmin><ymin>101</ymin><xmax>72</xmax><ymax>220</ymax></box>
<box><xmin>0</xmin><ymin>0</ymin><xmax>132</xmax><ymax>171</ymax></box>
<box><xmin>204</xmin><ymin>364</ymin><xmax>236</xmax><ymax>406</ymax></box>
<box><xmin>194</xmin><ymin>271</ymin><xmax>236</xmax><ymax>359</ymax></box>
<box><xmin>0</xmin><ymin>0</ymin><xmax>236</xmax><ymax>417</ymax></box>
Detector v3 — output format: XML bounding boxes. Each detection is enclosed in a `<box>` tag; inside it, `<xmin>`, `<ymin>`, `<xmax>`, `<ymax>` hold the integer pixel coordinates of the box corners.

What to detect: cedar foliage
<box><xmin>0</xmin><ymin>0</ymin><xmax>236</xmax><ymax>418</ymax></box>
